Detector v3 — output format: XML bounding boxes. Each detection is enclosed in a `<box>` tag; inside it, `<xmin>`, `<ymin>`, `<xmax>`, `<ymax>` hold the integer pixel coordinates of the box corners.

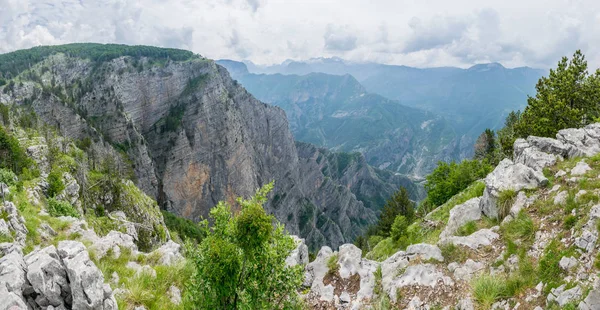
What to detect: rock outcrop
<box><xmin>0</xmin><ymin>45</ymin><xmax>412</xmax><ymax>249</ymax></box>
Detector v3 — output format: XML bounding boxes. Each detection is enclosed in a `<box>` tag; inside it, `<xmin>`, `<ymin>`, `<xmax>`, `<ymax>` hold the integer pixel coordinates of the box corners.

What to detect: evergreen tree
<box><xmin>516</xmin><ymin>50</ymin><xmax>600</xmax><ymax>138</ymax></box>
<box><xmin>375</xmin><ymin>187</ymin><xmax>414</xmax><ymax>237</ymax></box>
<box><xmin>497</xmin><ymin>111</ymin><xmax>521</xmax><ymax>158</ymax></box>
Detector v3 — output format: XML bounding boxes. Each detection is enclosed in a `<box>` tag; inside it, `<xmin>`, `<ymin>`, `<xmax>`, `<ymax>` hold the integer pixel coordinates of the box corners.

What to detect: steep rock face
<box><xmin>0</xmin><ymin>45</ymin><xmax>392</xmax><ymax>249</ymax></box>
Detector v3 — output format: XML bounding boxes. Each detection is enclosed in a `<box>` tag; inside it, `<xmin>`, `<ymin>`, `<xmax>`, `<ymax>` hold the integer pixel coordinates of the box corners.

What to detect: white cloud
<box><xmin>1</xmin><ymin>0</ymin><xmax>599</xmax><ymax>69</ymax></box>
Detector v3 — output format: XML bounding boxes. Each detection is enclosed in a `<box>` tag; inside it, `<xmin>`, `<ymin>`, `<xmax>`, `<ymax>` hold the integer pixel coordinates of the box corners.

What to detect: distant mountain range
<box><xmin>219</xmin><ymin>58</ymin><xmax>546</xmax><ymax>177</ymax></box>
<box><xmin>218</xmin><ymin>60</ymin><xmax>470</xmax><ymax>178</ymax></box>
<box><xmin>239</xmin><ymin>58</ymin><xmax>546</xmax><ymax>137</ymax></box>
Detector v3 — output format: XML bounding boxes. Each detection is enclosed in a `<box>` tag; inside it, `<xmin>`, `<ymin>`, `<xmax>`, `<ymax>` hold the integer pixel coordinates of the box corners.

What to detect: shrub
<box><xmin>471</xmin><ymin>274</ymin><xmax>507</xmax><ymax>308</ymax></box>
<box><xmin>46</xmin><ymin>170</ymin><xmax>65</xmax><ymax>198</ymax></box>
<box><xmin>0</xmin><ymin>168</ymin><xmax>17</xmax><ymax>186</ymax></box>
<box><xmin>0</xmin><ymin>125</ymin><xmax>35</xmax><ymax>175</ymax></box>
<box><xmin>161</xmin><ymin>210</ymin><xmax>206</xmax><ymax>244</ymax></box>
<box><xmin>47</xmin><ymin>198</ymin><xmax>79</xmax><ymax>218</ymax></box>
<box><xmin>425</xmin><ymin>159</ymin><xmax>492</xmax><ymax>207</ymax></box>
<box><xmin>390</xmin><ymin>215</ymin><xmax>408</xmax><ymax>242</ymax></box>
<box><xmin>327</xmin><ymin>254</ymin><xmax>339</xmax><ymax>275</ymax></box>
<box><xmin>375</xmin><ymin>187</ymin><xmax>414</xmax><ymax>237</ymax></box>
<box><xmin>186</xmin><ymin>182</ymin><xmax>303</xmax><ymax>309</ymax></box>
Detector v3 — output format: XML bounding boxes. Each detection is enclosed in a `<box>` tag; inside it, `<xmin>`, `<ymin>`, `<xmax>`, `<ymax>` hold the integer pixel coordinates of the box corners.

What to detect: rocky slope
<box><xmin>0</xmin><ymin>44</ymin><xmax>412</xmax><ymax>249</ymax></box>
<box><xmin>294</xmin><ymin>123</ymin><xmax>600</xmax><ymax>309</ymax></box>
<box><xmin>218</xmin><ymin>60</ymin><xmax>467</xmax><ymax>178</ymax></box>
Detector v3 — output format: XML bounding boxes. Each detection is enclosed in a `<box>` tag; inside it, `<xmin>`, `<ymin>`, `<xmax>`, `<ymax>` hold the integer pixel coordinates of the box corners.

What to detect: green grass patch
<box><xmin>456</xmin><ymin>221</ymin><xmax>478</xmax><ymax>236</ymax></box>
<box><xmin>501</xmin><ymin>211</ymin><xmax>535</xmax><ymax>242</ymax></box>
<box><xmin>497</xmin><ymin>189</ymin><xmax>517</xmax><ymax>220</ymax></box>
<box><xmin>47</xmin><ymin>198</ymin><xmax>79</xmax><ymax>217</ymax></box>
<box><xmin>327</xmin><ymin>253</ymin><xmax>339</xmax><ymax>275</ymax></box>
<box><xmin>439</xmin><ymin>243</ymin><xmax>469</xmax><ymax>263</ymax></box>
<box><xmin>471</xmin><ymin>274</ymin><xmax>508</xmax><ymax>309</ymax></box>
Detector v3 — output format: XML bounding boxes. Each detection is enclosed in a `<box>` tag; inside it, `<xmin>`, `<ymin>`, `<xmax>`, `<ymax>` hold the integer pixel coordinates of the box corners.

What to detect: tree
<box><xmin>474</xmin><ymin>129</ymin><xmax>497</xmax><ymax>162</ymax></box>
<box><xmin>515</xmin><ymin>50</ymin><xmax>600</xmax><ymax>138</ymax></box>
<box><xmin>425</xmin><ymin>159</ymin><xmax>492</xmax><ymax>207</ymax></box>
<box><xmin>375</xmin><ymin>187</ymin><xmax>414</xmax><ymax>237</ymax></box>
<box><xmin>186</xmin><ymin>182</ymin><xmax>304</xmax><ymax>309</ymax></box>
<box><xmin>497</xmin><ymin>111</ymin><xmax>521</xmax><ymax>158</ymax></box>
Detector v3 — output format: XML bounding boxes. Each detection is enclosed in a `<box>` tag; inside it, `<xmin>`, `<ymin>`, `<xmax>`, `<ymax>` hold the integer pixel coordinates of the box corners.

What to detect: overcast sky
<box><xmin>1</xmin><ymin>0</ymin><xmax>598</xmax><ymax>69</ymax></box>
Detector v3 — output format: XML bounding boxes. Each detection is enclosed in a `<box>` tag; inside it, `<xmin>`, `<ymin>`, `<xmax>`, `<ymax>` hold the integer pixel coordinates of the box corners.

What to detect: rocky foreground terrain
<box><xmin>292</xmin><ymin>123</ymin><xmax>600</xmax><ymax>309</ymax></box>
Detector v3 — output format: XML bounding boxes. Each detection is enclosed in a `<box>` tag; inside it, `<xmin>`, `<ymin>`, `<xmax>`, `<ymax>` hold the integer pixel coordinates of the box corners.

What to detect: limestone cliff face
<box><xmin>0</xmin><ymin>46</ymin><xmax>399</xmax><ymax>249</ymax></box>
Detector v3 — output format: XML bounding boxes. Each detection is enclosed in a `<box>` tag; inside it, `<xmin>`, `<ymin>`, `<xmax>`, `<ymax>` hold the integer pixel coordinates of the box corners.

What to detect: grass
<box><xmin>47</xmin><ymin>198</ymin><xmax>79</xmax><ymax>217</ymax></box>
<box><xmin>456</xmin><ymin>221</ymin><xmax>478</xmax><ymax>236</ymax></box>
<box><xmin>497</xmin><ymin>189</ymin><xmax>517</xmax><ymax>220</ymax></box>
<box><xmin>501</xmin><ymin>211</ymin><xmax>535</xmax><ymax>242</ymax></box>
<box><xmin>439</xmin><ymin>243</ymin><xmax>468</xmax><ymax>263</ymax></box>
<box><xmin>327</xmin><ymin>253</ymin><xmax>339</xmax><ymax>275</ymax></box>
<box><xmin>471</xmin><ymin>274</ymin><xmax>508</xmax><ymax>308</ymax></box>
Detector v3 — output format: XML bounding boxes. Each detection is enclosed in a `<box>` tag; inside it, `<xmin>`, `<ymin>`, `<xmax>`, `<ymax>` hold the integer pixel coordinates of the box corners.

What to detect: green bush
<box><xmin>327</xmin><ymin>254</ymin><xmax>339</xmax><ymax>275</ymax></box>
<box><xmin>390</xmin><ymin>215</ymin><xmax>408</xmax><ymax>242</ymax></box>
<box><xmin>46</xmin><ymin>170</ymin><xmax>65</xmax><ymax>198</ymax></box>
<box><xmin>0</xmin><ymin>125</ymin><xmax>35</xmax><ymax>175</ymax></box>
<box><xmin>425</xmin><ymin>159</ymin><xmax>492</xmax><ymax>207</ymax></box>
<box><xmin>186</xmin><ymin>182</ymin><xmax>303</xmax><ymax>309</ymax></box>
<box><xmin>161</xmin><ymin>210</ymin><xmax>206</xmax><ymax>244</ymax></box>
<box><xmin>0</xmin><ymin>168</ymin><xmax>17</xmax><ymax>186</ymax></box>
<box><xmin>374</xmin><ymin>187</ymin><xmax>414</xmax><ymax>237</ymax></box>
<box><xmin>47</xmin><ymin>198</ymin><xmax>79</xmax><ymax>218</ymax></box>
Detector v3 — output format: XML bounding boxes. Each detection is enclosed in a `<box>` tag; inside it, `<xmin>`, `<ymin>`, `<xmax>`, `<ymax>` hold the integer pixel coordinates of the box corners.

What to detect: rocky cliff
<box><xmin>0</xmin><ymin>44</ymin><xmax>408</xmax><ymax>249</ymax></box>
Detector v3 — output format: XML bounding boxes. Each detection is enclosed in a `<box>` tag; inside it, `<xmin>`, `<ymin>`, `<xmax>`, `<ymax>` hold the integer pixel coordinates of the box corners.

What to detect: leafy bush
<box><xmin>46</xmin><ymin>170</ymin><xmax>65</xmax><ymax>198</ymax></box>
<box><xmin>375</xmin><ymin>187</ymin><xmax>414</xmax><ymax>237</ymax></box>
<box><xmin>0</xmin><ymin>125</ymin><xmax>35</xmax><ymax>175</ymax></box>
<box><xmin>186</xmin><ymin>182</ymin><xmax>303</xmax><ymax>309</ymax></box>
<box><xmin>161</xmin><ymin>210</ymin><xmax>206</xmax><ymax>244</ymax></box>
<box><xmin>390</xmin><ymin>215</ymin><xmax>408</xmax><ymax>242</ymax></box>
<box><xmin>47</xmin><ymin>198</ymin><xmax>79</xmax><ymax>218</ymax></box>
<box><xmin>425</xmin><ymin>159</ymin><xmax>492</xmax><ymax>207</ymax></box>
<box><xmin>0</xmin><ymin>168</ymin><xmax>17</xmax><ymax>186</ymax></box>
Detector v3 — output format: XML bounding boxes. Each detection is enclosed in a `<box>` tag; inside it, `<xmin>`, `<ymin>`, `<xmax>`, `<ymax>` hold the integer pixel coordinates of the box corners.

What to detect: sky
<box><xmin>1</xmin><ymin>0</ymin><xmax>599</xmax><ymax>69</ymax></box>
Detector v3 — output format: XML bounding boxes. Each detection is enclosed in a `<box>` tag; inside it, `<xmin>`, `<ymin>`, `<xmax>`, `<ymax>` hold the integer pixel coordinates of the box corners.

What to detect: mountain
<box><xmin>218</xmin><ymin>60</ymin><xmax>470</xmax><ymax>178</ymax></box>
<box><xmin>0</xmin><ymin>43</ymin><xmax>415</xmax><ymax>250</ymax></box>
<box><xmin>243</xmin><ymin>58</ymin><xmax>546</xmax><ymax>138</ymax></box>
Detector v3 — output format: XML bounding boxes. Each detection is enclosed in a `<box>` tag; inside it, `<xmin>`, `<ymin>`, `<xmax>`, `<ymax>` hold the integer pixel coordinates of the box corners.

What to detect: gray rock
<box><xmin>575</xmin><ymin>230</ymin><xmax>598</xmax><ymax>253</ymax></box>
<box><xmin>572</xmin><ymin>160</ymin><xmax>592</xmax><ymax>176</ymax></box>
<box><xmin>0</xmin><ymin>250</ymin><xmax>28</xmax><ymax>297</ymax></box>
<box><xmin>559</xmin><ymin>256</ymin><xmax>578</xmax><ymax>271</ymax></box>
<box><xmin>169</xmin><ymin>285</ymin><xmax>182</xmax><ymax>305</ymax></box>
<box><xmin>151</xmin><ymin>240</ymin><xmax>183</xmax><ymax>266</ymax></box>
<box><xmin>0</xmin><ymin>219</ymin><xmax>10</xmax><ymax>237</ymax></box>
<box><xmin>1</xmin><ymin>202</ymin><xmax>29</xmax><ymax>245</ymax></box>
<box><xmin>57</xmin><ymin>240</ymin><xmax>113</xmax><ymax>310</ymax></box>
<box><xmin>456</xmin><ymin>298</ymin><xmax>475</xmax><ymax>310</ymax></box>
<box><xmin>555</xmin><ymin>170</ymin><xmax>567</xmax><ymax>178</ymax></box>
<box><xmin>0</xmin><ymin>182</ymin><xmax>9</xmax><ymax>198</ymax></box>
<box><xmin>452</xmin><ymin>259</ymin><xmax>485</xmax><ymax>281</ymax></box>
<box><xmin>24</xmin><ymin>245</ymin><xmax>70</xmax><ymax>308</ymax></box>
<box><xmin>338</xmin><ymin>244</ymin><xmax>362</xmax><ymax>278</ymax></box>
<box><xmin>554</xmin><ymin>191</ymin><xmax>568</xmax><ymax>205</ymax></box>
<box><xmin>439</xmin><ymin>197</ymin><xmax>481</xmax><ymax>239</ymax></box>
<box><xmin>406</xmin><ymin>243</ymin><xmax>444</xmax><ymax>262</ymax></box>
<box><xmin>557</xmin><ymin>124</ymin><xmax>600</xmax><ymax>157</ymax></box>
<box><xmin>384</xmin><ymin>264</ymin><xmax>453</xmax><ymax>303</ymax></box>
<box><xmin>547</xmin><ymin>284</ymin><xmax>582</xmax><ymax>307</ymax></box>
<box><xmin>285</xmin><ymin>236</ymin><xmax>309</xmax><ymax>267</ymax></box>
<box><xmin>304</xmin><ymin>246</ymin><xmax>335</xmax><ymax>302</ymax></box>
<box><xmin>339</xmin><ymin>291</ymin><xmax>351</xmax><ymax>304</ymax></box>
<box><xmin>380</xmin><ymin>250</ymin><xmax>409</xmax><ymax>297</ymax></box>
<box><xmin>126</xmin><ymin>261</ymin><xmax>157</xmax><ymax>278</ymax></box>
<box><xmin>513</xmin><ymin>137</ymin><xmax>565</xmax><ymax>171</ymax></box>
<box><xmin>90</xmin><ymin>231</ymin><xmax>137</xmax><ymax>259</ymax></box>
<box><xmin>0</xmin><ymin>284</ymin><xmax>28</xmax><ymax>310</ymax></box>
<box><xmin>479</xmin><ymin>159</ymin><xmax>548</xmax><ymax>219</ymax></box>
<box><xmin>579</xmin><ymin>288</ymin><xmax>600</xmax><ymax>310</ymax></box>
<box><xmin>441</xmin><ymin>228</ymin><xmax>500</xmax><ymax>250</ymax></box>
<box><xmin>502</xmin><ymin>191</ymin><xmax>537</xmax><ymax>223</ymax></box>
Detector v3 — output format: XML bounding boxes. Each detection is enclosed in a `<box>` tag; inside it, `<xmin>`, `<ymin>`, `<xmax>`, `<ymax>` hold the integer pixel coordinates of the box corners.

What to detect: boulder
<box><xmin>579</xmin><ymin>288</ymin><xmax>600</xmax><ymax>310</ymax></box>
<box><xmin>380</xmin><ymin>250</ymin><xmax>410</xmax><ymax>297</ymax></box>
<box><xmin>450</xmin><ymin>259</ymin><xmax>485</xmax><ymax>281</ymax></box>
<box><xmin>285</xmin><ymin>236</ymin><xmax>309</xmax><ymax>267</ymax></box>
<box><xmin>169</xmin><ymin>285</ymin><xmax>182</xmax><ymax>305</ymax></box>
<box><xmin>126</xmin><ymin>261</ymin><xmax>156</xmax><ymax>278</ymax></box>
<box><xmin>356</xmin><ymin>258</ymin><xmax>378</xmax><ymax>302</ymax></box>
<box><xmin>556</xmin><ymin>123</ymin><xmax>600</xmax><ymax>157</ymax></box>
<box><xmin>575</xmin><ymin>230</ymin><xmax>598</xmax><ymax>253</ymax></box>
<box><xmin>456</xmin><ymin>298</ymin><xmax>475</xmax><ymax>310</ymax></box>
<box><xmin>0</xmin><ymin>250</ymin><xmax>29</xmax><ymax>308</ymax></box>
<box><xmin>151</xmin><ymin>240</ymin><xmax>183</xmax><ymax>266</ymax></box>
<box><xmin>554</xmin><ymin>191</ymin><xmax>568</xmax><ymax>205</ymax></box>
<box><xmin>502</xmin><ymin>192</ymin><xmax>537</xmax><ymax>223</ymax></box>
<box><xmin>559</xmin><ymin>256</ymin><xmax>578</xmax><ymax>271</ymax></box>
<box><xmin>24</xmin><ymin>246</ymin><xmax>70</xmax><ymax>308</ymax></box>
<box><xmin>0</xmin><ymin>182</ymin><xmax>9</xmax><ymax>198</ymax></box>
<box><xmin>2</xmin><ymin>202</ymin><xmax>29</xmax><ymax>245</ymax></box>
<box><xmin>547</xmin><ymin>284</ymin><xmax>582</xmax><ymax>307</ymax></box>
<box><xmin>441</xmin><ymin>228</ymin><xmax>500</xmax><ymax>250</ymax></box>
<box><xmin>405</xmin><ymin>243</ymin><xmax>444</xmax><ymax>262</ymax></box>
<box><xmin>57</xmin><ymin>240</ymin><xmax>115</xmax><ymax>310</ymax></box>
<box><xmin>479</xmin><ymin>159</ymin><xmax>548</xmax><ymax>218</ymax></box>
<box><xmin>513</xmin><ymin>137</ymin><xmax>565</xmax><ymax>171</ymax></box>
<box><xmin>90</xmin><ymin>231</ymin><xmax>137</xmax><ymax>259</ymax></box>
<box><xmin>571</xmin><ymin>160</ymin><xmax>592</xmax><ymax>176</ymax></box>
<box><xmin>304</xmin><ymin>246</ymin><xmax>335</xmax><ymax>302</ymax></box>
<box><xmin>439</xmin><ymin>197</ymin><xmax>482</xmax><ymax>239</ymax></box>
<box><xmin>338</xmin><ymin>244</ymin><xmax>362</xmax><ymax>278</ymax></box>
<box><xmin>383</xmin><ymin>264</ymin><xmax>453</xmax><ymax>303</ymax></box>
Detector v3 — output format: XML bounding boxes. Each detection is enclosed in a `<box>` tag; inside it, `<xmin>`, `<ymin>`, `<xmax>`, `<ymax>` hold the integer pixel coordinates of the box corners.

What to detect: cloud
<box><xmin>1</xmin><ymin>0</ymin><xmax>599</xmax><ymax>69</ymax></box>
<box><xmin>323</xmin><ymin>24</ymin><xmax>358</xmax><ymax>52</ymax></box>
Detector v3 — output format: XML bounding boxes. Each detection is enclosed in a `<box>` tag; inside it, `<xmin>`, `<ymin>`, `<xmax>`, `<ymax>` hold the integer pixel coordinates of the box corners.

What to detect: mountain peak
<box><xmin>467</xmin><ymin>62</ymin><xmax>506</xmax><ymax>71</ymax></box>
